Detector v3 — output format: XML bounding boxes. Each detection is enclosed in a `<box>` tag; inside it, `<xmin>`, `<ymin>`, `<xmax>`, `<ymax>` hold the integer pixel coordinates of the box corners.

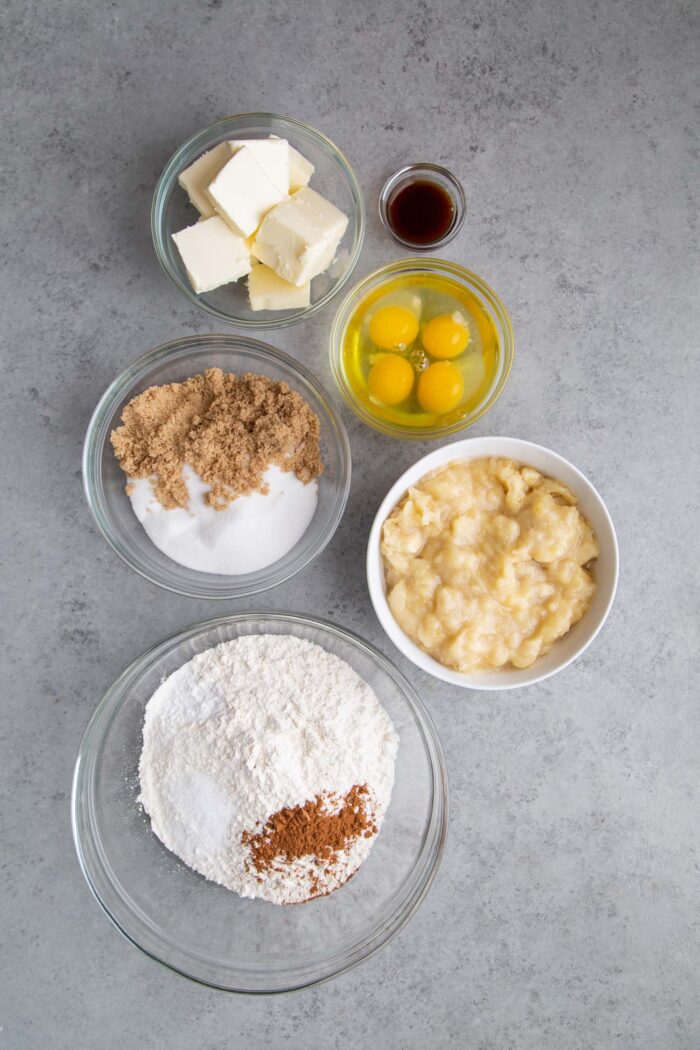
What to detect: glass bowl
<box><xmin>71</xmin><ymin>613</ymin><xmax>449</xmax><ymax>993</ymax></box>
<box><xmin>152</xmin><ymin>113</ymin><xmax>365</xmax><ymax>328</ymax></box>
<box><xmin>379</xmin><ymin>163</ymin><xmax>466</xmax><ymax>251</ymax></box>
<box><xmin>82</xmin><ymin>335</ymin><xmax>351</xmax><ymax>599</ymax></box>
<box><xmin>330</xmin><ymin>258</ymin><xmax>514</xmax><ymax>440</ymax></box>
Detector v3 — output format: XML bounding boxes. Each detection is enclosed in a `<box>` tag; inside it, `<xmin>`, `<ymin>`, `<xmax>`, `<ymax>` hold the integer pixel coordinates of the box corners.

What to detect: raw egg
<box><xmin>340</xmin><ymin>271</ymin><xmax>501</xmax><ymax>432</ymax></box>
<box><xmin>368</xmin><ymin>354</ymin><xmax>415</xmax><ymax>405</ymax></box>
<box><xmin>417</xmin><ymin>361</ymin><xmax>464</xmax><ymax>414</ymax></box>
<box><xmin>368</xmin><ymin>305</ymin><xmax>420</xmax><ymax>351</ymax></box>
<box><xmin>422</xmin><ymin>312</ymin><xmax>470</xmax><ymax>359</ymax></box>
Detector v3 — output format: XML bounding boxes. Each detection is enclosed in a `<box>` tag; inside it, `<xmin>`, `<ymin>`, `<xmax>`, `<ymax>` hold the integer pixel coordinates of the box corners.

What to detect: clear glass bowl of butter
<box><xmin>152</xmin><ymin>114</ymin><xmax>365</xmax><ymax>328</ymax></box>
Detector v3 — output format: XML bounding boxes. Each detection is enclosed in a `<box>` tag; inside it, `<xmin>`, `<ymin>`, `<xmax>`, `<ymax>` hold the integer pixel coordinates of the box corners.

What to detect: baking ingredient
<box><xmin>268</xmin><ymin>135</ymin><xmax>315</xmax><ymax>191</ymax></box>
<box><xmin>241</xmin><ymin>784</ymin><xmax>377</xmax><ymax>891</ymax></box>
<box><xmin>171</xmin><ymin>216</ymin><xmax>251</xmax><ymax>293</ymax></box>
<box><xmin>386</xmin><ymin>178</ymin><xmax>455</xmax><ymax>246</ymax></box>
<box><xmin>248</xmin><ymin>263</ymin><xmax>310</xmax><ymax>311</ymax></box>
<box><xmin>251</xmin><ymin>186</ymin><xmax>349</xmax><ymax>286</ymax></box>
<box><xmin>368</xmin><ymin>305</ymin><xmax>420</xmax><ymax>351</ymax></box>
<box><xmin>422</xmin><ymin>312</ymin><xmax>470</xmax><ymax>359</ymax></box>
<box><xmin>172</xmin><ymin>133</ymin><xmax>346</xmax><ymax>305</ymax></box>
<box><xmin>368</xmin><ymin>355</ymin><xmax>415</xmax><ymax>405</ymax></box>
<box><xmin>367</xmin><ymin>289</ymin><xmax>422</xmax><ymax>323</ymax></box>
<box><xmin>229</xmin><ymin>138</ymin><xmax>289</xmax><ymax>194</ymax></box>
<box><xmin>206</xmin><ymin>146</ymin><xmax>287</xmax><ymax>237</ymax></box>
<box><xmin>417</xmin><ymin>361</ymin><xmax>464</xmax><ymax>414</ymax></box>
<box><xmin>138</xmin><ymin>634</ymin><xmax>398</xmax><ymax>904</ymax></box>
<box><xmin>341</xmin><ymin>272</ymin><xmax>499</xmax><ymax>428</ymax></box>
<box><xmin>111</xmin><ymin>368</ymin><xmax>322</xmax><ymax>510</ymax></box>
<box><xmin>111</xmin><ymin>369</ymin><xmax>323</xmax><ymax>575</ymax></box>
<box><xmin>288</xmin><ymin>143</ymin><xmax>315</xmax><ymax>191</ymax></box>
<box><xmin>381</xmin><ymin>458</ymin><xmax>599</xmax><ymax>672</ymax></box>
<box><xmin>177</xmin><ymin>142</ymin><xmax>232</xmax><ymax>218</ymax></box>
<box><xmin>128</xmin><ymin>463</ymin><xmax>317</xmax><ymax>574</ymax></box>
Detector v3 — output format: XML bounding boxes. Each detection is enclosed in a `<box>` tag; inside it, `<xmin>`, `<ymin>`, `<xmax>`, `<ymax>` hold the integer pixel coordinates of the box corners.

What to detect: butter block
<box><xmin>248</xmin><ymin>264</ymin><xmax>311</xmax><ymax>311</ymax></box>
<box><xmin>247</xmin><ymin>239</ymin><xmax>277</xmax><ymax>270</ymax></box>
<box><xmin>229</xmin><ymin>138</ymin><xmax>289</xmax><ymax>195</ymax></box>
<box><xmin>288</xmin><ymin>144</ymin><xmax>315</xmax><ymax>191</ymax></box>
<box><xmin>251</xmin><ymin>187</ymin><xmax>348</xmax><ymax>286</ymax></box>
<box><xmin>269</xmin><ymin>136</ymin><xmax>315</xmax><ymax>191</ymax></box>
<box><xmin>206</xmin><ymin>147</ymin><xmax>287</xmax><ymax>238</ymax></box>
<box><xmin>172</xmin><ymin>216</ymin><xmax>251</xmax><ymax>293</ymax></box>
<box><xmin>177</xmin><ymin>142</ymin><xmax>232</xmax><ymax>218</ymax></box>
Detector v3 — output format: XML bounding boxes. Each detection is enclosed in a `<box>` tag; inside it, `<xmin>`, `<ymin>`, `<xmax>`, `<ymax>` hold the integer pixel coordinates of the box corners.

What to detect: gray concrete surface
<box><xmin>1</xmin><ymin>0</ymin><xmax>698</xmax><ymax>1047</ymax></box>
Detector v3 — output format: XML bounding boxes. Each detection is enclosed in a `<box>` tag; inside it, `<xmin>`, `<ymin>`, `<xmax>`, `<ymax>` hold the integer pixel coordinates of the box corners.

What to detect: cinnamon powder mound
<box><xmin>110</xmin><ymin>368</ymin><xmax>323</xmax><ymax>510</ymax></box>
<box><xmin>242</xmin><ymin>784</ymin><xmax>378</xmax><ymax>894</ymax></box>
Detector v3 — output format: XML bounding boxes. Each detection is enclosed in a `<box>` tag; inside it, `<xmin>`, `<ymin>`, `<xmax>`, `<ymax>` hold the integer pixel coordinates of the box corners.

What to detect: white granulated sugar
<box><xmin>139</xmin><ymin>635</ymin><xmax>398</xmax><ymax>905</ymax></box>
<box><xmin>128</xmin><ymin>463</ymin><xmax>318</xmax><ymax>576</ymax></box>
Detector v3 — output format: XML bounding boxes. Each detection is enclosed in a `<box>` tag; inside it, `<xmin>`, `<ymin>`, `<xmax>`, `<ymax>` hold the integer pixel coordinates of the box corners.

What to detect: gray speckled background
<box><xmin>1</xmin><ymin>0</ymin><xmax>698</xmax><ymax>1046</ymax></box>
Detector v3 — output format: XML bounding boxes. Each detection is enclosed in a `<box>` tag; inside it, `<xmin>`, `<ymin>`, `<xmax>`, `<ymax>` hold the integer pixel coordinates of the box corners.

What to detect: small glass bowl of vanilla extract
<box><xmin>379</xmin><ymin>163</ymin><xmax>466</xmax><ymax>251</ymax></box>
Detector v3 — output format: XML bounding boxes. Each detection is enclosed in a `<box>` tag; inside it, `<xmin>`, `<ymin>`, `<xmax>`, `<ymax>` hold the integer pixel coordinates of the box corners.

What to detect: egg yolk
<box><xmin>421</xmin><ymin>313</ymin><xmax>470</xmax><ymax>359</ymax></box>
<box><xmin>368</xmin><ymin>355</ymin><xmax>415</xmax><ymax>405</ymax></box>
<box><xmin>368</xmin><ymin>306</ymin><xmax>420</xmax><ymax>350</ymax></box>
<box><xmin>417</xmin><ymin>361</ymin><xmax>464</xmax><ymax>414</ymax></box>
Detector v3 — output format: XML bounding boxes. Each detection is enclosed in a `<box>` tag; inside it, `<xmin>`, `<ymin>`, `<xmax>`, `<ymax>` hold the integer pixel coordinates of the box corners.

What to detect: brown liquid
<box><xmin>387</xmin><ymin>179</ymin><xmax>455</xmax><ymax>245</ymax></box>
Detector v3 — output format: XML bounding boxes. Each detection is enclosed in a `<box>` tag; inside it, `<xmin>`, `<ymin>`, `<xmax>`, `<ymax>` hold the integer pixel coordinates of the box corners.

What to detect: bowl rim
<box><xmin>151</xmin><ymin>112</ymin><xmax>366</xmax><ymax>329</ymax></box>
<box><xmin>71</xmin><ymin>611</ymin><xmax>449</xmax><ymax>994</ymax></box>
<box><xmin>329</xmin><ymin>258</ymin><xmax>514</xmax><ymax>440</ymax></box>
<box><xmin>366</xmin><ymin>436</ymin><xmax>620</xmax><ymax>690</ymax></box>
<box><xmin>82</xmin><ymin>334</ymin><xmax>352</xmax><ymax>599</ymax></box>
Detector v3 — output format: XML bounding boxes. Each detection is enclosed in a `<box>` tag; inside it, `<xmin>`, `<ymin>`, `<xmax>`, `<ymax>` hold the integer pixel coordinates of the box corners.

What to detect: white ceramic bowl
<box><xmin>367</xmin><ymin>437</ymin><xmax>619</xmax><ymax>691</ymax></box>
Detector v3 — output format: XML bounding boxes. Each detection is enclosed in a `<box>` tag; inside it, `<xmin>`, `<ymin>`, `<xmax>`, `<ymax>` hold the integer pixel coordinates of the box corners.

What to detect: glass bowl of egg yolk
<box><xmin>330</xmin><ymin>259</ymin><xmax>514</xmax><ymax>439</ymax></box>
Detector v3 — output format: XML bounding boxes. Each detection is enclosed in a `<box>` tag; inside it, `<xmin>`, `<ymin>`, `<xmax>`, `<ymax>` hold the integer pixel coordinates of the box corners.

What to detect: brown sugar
<box><xmin>110</xmin><ymin>368</ymin><xmax>323</xmax><ymax>510</ymax></box>
<box><xmin>242</xmin><ymin>784</ymin><xmax>378</xmax><ymax>890</ymax></box>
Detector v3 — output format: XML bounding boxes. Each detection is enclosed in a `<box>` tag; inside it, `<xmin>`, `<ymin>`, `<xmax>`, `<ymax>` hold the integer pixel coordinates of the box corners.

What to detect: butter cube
<box><xmin>288</xmin><ymin>144</ymin><xmax>315</xmax><ymax>191</ymax></box>
<box><xmin>248</xmin><ymin>264</ymin><xmax>311</xmax><ymax>311</ymax></box>
<box><xmin>177</xmin><ymin>142</ymin><xmax>232</xmax><ymax>219</ymax></box>
<box><xmin>251</xmin><ymin>187</ymin><xmax>348</xmax><ymax>286</ymax></box>
<box><xmin>268</xmin><ymin>136</ymin><xmax>315</xmax><ymax>191</ymax></box>
<box><xmin>229</xmin><ymin>138</ymin><xmax>289</xmax><ymax>195</ymax></box>
<box><xmin>206</xmin><ymin>147</ymin><xmax>286</xmax><ymax>238</ymax></box>
<box><xmin>172</xmin><ymin>216</ymin><xmax>250</xmax><ymax>293</ymax></box>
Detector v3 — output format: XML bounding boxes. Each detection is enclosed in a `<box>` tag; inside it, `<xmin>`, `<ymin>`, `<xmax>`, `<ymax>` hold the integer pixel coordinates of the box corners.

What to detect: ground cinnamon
<box><xmin>110</xmin><ymin>368</ymin><xmax>323</xmax><ymax>510</ymax></box>
<box><xmin>242</xmin><ymin>785</ymin><xmax>378</xmax><ymax>879</ymax></box>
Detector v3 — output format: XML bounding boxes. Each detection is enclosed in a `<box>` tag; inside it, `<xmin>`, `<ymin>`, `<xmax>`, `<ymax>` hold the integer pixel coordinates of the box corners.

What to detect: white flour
<box><xmin>129</xmin><ymin>464</ymin><xmax>318</xmax><ymax>576</ymax></box>
<box><xmin>139</xmin><ymin>635</ymin><xmax>398</xmax><ymax>904</ymax></box>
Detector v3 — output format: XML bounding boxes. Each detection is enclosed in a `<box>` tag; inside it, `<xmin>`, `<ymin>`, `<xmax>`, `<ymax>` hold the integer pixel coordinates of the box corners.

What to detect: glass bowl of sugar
<box><xmin>71</xmin><ymin>612</ymin><xmax>449</xmax><ymax>993</ymax></box>
<box><xmin>83</xmin><ymin>334</ymin><xmax>351</xmax><ymax>599</ymax></box>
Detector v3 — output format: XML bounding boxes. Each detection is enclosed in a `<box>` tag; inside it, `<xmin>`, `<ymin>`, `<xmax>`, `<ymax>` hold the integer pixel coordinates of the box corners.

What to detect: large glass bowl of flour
<box><xmin>83</xmin><ymin>334</ymin><xmax>351</xmax><ymax>599</ymax></box>
<box><xmin>71</xmin><ymin>613</ymin><xmax>448</xmax><ymax>993</ymax></box>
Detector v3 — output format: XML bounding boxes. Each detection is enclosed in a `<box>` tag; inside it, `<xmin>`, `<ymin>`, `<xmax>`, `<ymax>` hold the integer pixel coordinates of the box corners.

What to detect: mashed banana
<box><xmin>381</xmin><ymin>458</ymin><xmax>599</xmax><ymax>672</ymax></box>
